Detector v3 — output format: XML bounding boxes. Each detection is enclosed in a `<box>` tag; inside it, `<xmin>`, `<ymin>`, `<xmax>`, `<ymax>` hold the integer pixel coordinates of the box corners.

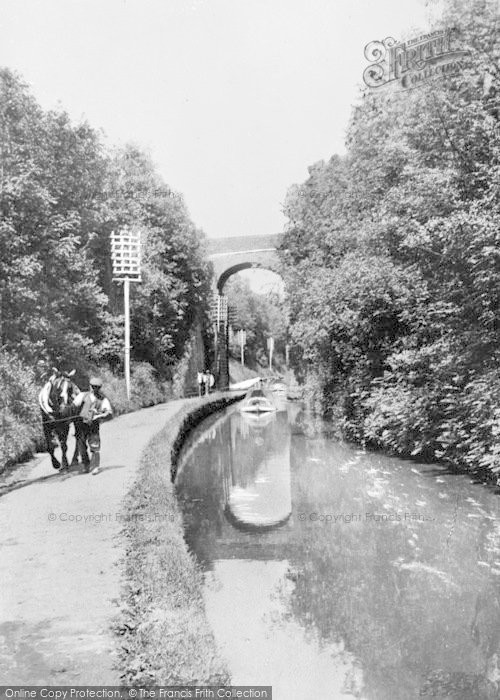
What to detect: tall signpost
<box><xmin>110</xmin><ymin>228</ymin><xmax>142</xmax><ymax>401</ymax></box>
<box><xmin>267</xmin><ymin>336</ymin><xmax>274</xmax><ymax>371</ymax></box>
<box><xmin>238</xmin><ymin>329</ymin><xmax>246</xmax><ymax>366</ymax></box>
<box><xmin>211</xmin><ymin>294</ymin><xmax>229</xmax><ymax>389</ymax></box>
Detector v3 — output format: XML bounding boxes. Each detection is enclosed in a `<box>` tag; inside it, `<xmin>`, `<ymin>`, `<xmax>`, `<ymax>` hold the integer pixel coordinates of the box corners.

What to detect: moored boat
<box><xmin>239</xmin><ymin>387</ymin><xmax>277</xmax><ymax>413</ymax></box>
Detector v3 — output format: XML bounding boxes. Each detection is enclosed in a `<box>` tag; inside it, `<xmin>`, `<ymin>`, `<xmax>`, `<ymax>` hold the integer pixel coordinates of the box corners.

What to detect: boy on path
<box><xmin>73</xmin><ymin>377</ymin><xmax>113</xmax><ymax>475</ymax></box>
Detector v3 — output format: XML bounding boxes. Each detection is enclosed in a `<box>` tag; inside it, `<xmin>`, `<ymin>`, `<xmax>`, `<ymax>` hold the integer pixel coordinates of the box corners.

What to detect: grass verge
<box><xmin>117</xmin><ymin>393</ymin><xmax>242</xmax><ymax>685</ymax></box>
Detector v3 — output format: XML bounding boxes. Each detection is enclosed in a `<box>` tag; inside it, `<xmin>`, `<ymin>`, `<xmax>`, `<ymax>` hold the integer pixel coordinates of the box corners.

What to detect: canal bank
<box><xmin>0</xmin><ymin>392</ymin><xmax>241</xmax><ymax>686</ymax></box>
<box><xmin>118</xmin><ymin>392</ymin><xmax>242</xmax><ymax>686</ymax></box>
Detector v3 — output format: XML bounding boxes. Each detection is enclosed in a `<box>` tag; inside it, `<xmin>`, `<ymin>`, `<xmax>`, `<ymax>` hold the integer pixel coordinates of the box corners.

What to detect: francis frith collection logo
<box><xmin>363</xmin><ymin>28</ymin><xmax>470</xmax><ymax>91</ymax></box>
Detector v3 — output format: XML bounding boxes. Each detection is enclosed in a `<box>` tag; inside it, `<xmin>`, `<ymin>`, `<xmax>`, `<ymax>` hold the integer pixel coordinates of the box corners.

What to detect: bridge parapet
<box><xmin>207</xmin><ymin>234</ymin><xmax>283</xmax><ymax>293</ymax></box>
<box><xmin>206</xmin><ymin>233</ymin><xmax>283</xmax><ymax>389</ymax></box>
<box><xmin>207</xmin><ymin>233</ymin><xmax>282</xmax><ymax>257</ymax></box>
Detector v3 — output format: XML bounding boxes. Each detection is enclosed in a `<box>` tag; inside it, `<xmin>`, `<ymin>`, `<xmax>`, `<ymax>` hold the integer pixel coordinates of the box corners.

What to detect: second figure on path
<box><xmin>73</xmin><ymin>377</ymin><xmax>113</xmax><ymax>475</ymax></box>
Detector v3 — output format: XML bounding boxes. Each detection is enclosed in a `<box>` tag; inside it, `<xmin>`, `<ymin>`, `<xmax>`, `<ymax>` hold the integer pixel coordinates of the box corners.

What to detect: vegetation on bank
<box><xmin>279</xmin><ymin>0</ymin><xmax>500</xmax><ymax>477</ymax></box>
<box><xmin>228</xmin><ymin>358</ymin><xmax>260</xmax><ymax>385</ymax></box>
<box><xmin>225</xmin><ymin>273</ymin><xmax>287</xmax><ymax>371</ymax></box>
<box><xmin>117</xmin><ymin>394</ymin><xmax>241</xmax><ymax>686</ymax></box>
<box><xmin>0</xmin><ymin>68</ymin><xmax>212</xmax><ymax>471</ymax></box>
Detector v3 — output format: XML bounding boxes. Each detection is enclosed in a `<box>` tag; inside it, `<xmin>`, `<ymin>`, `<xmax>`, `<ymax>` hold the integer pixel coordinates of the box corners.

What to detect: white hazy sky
<box><xmin>0</xmin><ymin>0</ymin><xmax>436</xmax><ymax>238</ymax></box>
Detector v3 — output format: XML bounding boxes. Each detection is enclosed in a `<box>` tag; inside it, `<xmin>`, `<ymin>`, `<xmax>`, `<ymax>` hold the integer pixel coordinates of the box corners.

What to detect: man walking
<box><xmin>73</xmin><ymin>377</ymin><xmax>113</xmax><ymax>475</ymax></box>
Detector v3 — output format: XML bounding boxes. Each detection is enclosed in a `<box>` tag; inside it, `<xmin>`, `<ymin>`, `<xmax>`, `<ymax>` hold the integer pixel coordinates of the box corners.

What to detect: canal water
<box><xmin>175</xmin><ymin>403</ymin><xmax>500</xmax><ymax>699</ymax></box>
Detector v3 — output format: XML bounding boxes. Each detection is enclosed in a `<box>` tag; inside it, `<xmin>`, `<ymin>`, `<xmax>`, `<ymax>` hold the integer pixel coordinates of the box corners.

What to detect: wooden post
<box><xmin>111</xmin><ymin>228</ymin><xmax>141</xmax><ymax>402</ymax></box>
<box><xmin>124</xmin><ymin>277</ymin><xmax>131</xmax><ymax>401</ymax></box>
<box><xmin>267</xmin><ymin>336</ymin><xmax>274</xmax><ymax>371</ymax></box>
<box><xmin>240</xmin><ymin>329</ymin><xmax>245</xmax><ymax>366</ymax></box>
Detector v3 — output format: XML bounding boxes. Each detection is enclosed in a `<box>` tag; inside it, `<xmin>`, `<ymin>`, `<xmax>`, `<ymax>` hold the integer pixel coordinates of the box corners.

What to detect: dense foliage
<box><xmin>280</xmin><ymin>0</ymin><xmax>500</xmax><ymax>476</ymax></box>
<box><xmin>0</xmin><ymin>68</ymin><xmax>211</xmax><ymax>468</ymax></box>
<box><xmin>0</xmin><ymin>351</ymin><xmax>41</xmax><ymax>465</ymax></box>
<box><xmin>224</xmin><ymin>274</ymin><xmax>287</xmax><ymax>370</ymax></box>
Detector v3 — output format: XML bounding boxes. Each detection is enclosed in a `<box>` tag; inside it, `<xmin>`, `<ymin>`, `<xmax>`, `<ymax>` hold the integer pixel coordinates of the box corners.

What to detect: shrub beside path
<box><xmin>0</xmin><ymin>399</ymin><xmax>190</xmax><ymax>684</ymax></box>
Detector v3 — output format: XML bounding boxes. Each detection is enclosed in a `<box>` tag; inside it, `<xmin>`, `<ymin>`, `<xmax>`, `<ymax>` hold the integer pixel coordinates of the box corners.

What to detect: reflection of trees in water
<box><xmin>284</xmin><ymin>434</ymin><xmax>500</xmax><ymax>699</ymax></box>
<box><xmin>228</xmin><ymin>411</ymin><xmax>290</xmax><ymax>488</ymax></box>
<box><xmin>175</xmin><ymin>419</ymin><xmax>231</xmax><ymax>566</ymax></box>
<box><xmin>290</xmin><ymin>406</ymin><xmax>341</xmax><ymax>440</ymax></box>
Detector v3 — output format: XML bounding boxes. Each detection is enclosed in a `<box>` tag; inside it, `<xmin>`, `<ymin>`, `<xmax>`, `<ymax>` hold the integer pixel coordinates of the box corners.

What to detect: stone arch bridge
<box><xmin>207</xmin><ymin>234</ymin><xmax>282</xmax><ymax>293</ymax></box>
<box><xmin>206</xmin><ymin>233</ymin><xmax>283</xmax><ymax>388</ymax></box>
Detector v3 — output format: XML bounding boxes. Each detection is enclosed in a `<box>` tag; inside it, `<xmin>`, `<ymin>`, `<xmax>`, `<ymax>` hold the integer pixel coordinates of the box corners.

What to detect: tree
<box><xmin>103</xmin><ymin>146</ymin><xmax>212</xmax><ymax>376</ymax></box>
<box><xmin>0</xmin><ymin>69</ymin><xmax>109</xmax><ymax>370</ymax></box>
<box><xmin>0</xmin><ymin>68</ymin><xmax>212</xmax><ymax>379</ymax></box>
<box><xmin>279</xmin><ymin>0</ymin><xmax>500</xmax><ymax>473</ymax></box>
<box><xmin>224</xmin><ymin>274</ymin><xmax>287</xmax><ymax>369</ymax></box>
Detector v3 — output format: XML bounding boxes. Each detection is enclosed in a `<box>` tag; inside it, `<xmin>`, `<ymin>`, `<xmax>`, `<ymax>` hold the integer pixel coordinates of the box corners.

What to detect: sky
<box><xmin>0</xmin><ymin>0</ymin><xmax>437</xmax><ymax>239</ymax></box>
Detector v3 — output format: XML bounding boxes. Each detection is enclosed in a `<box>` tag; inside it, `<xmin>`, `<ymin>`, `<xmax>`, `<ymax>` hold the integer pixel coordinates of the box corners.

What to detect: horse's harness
<box><xmin>41</xmin><ymin>375</ymin><xmax>79</xmax><ymax>424</ymax></box>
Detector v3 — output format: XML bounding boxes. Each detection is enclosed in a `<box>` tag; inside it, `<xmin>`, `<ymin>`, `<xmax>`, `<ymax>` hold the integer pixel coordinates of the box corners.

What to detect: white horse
<box><xmin>197</xmin><ymin>370</ymin><xmax>215</xmax><ymax>396</ymax></box>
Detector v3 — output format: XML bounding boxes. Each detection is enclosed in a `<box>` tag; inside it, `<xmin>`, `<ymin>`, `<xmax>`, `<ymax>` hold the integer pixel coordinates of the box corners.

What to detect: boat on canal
<box><xmin>239</xmin><ymin>387</ymin><xmax>277</xmax><ymax>413</ymax></box>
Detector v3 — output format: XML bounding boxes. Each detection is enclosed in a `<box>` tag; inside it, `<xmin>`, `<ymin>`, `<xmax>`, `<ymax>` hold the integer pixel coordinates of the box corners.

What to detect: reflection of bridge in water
<box><xmin>174</xmin><ymin>403</ymin><xmax>369</xmax><ymax>696</ymax></box>
<box><xmin>223</xmin><ymin>410</ymin><xmax>291</xmax><ymax>531</ymax></box>
<box><xmin>175</xmin><ymin>404</ymin><xmax>301</xmax><ymax>566</ymax></box>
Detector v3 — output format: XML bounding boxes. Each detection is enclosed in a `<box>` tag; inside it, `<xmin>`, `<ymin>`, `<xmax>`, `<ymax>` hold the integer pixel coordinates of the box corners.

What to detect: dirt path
<box><xmin>0</xmin><ymin>400</ymin><xmax>185</xmax><ymax>685</ymax></box>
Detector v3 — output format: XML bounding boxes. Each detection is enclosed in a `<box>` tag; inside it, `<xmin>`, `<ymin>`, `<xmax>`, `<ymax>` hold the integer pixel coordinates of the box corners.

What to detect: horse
<box><xmin>197</xmin><ymin>370</ymin><xmax>215</xmax><ymax>396</ymax></box>
<box><xmin>39</xmin><ymin>368</ymin><xmax>80</xmax><ymax>470</ymax></box>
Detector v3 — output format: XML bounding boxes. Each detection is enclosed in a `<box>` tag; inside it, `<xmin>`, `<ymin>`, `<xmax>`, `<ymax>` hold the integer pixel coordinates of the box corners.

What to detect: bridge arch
<box><xmin>207</xmin><ymin>234</ymin><xmax>282</xmax><ymax>292</ymax></box>
<box><xmin>217</xmin><ymin>261</ymin><xmax>278</xmax><ymax>293</ymax></box>
<box><xmin>207</xmin><ymin>234</ymin><xmax>283</xmax><ymax>388</ymax></box>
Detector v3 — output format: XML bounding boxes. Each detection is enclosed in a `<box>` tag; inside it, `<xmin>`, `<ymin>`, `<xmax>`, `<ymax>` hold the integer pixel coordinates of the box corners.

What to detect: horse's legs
<box><xmin>42</xmin><ymin>415</ymin><xmax>60</xmax><ymax>470</ymax></box>
<box><xmin>69</xmin><ymin>420</ymin><xmax>80</xmax><ymax>466</ymax></box>
<box><xmin>58</xmin><ymin>426</ymin><xmax>70</xmax><ymax>470</ymax></box>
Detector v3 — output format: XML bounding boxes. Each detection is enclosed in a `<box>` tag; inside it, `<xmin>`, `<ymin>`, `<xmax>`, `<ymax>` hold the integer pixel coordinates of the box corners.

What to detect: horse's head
<box><xmin>48</xmin><ymin>369</ymin><xmax>79</xmax><ymax>418</ymax></box>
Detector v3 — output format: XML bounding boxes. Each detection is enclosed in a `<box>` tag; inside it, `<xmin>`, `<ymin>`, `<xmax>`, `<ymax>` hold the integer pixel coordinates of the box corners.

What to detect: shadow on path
<box><xmin>0</xmin><ymin>464</ymin><xmax>127</xmax><ymax>498</ymax></box>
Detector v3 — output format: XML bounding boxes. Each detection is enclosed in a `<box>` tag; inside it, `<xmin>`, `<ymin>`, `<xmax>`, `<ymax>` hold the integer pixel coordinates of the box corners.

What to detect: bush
<box><xmin>79</xmin><ymin>363</ymin><xmax>171</xmax><ymax>416</ymax></box>
<box><xmin>363</xmin><ymin>382</ymin><xmax>438</xmax><ymax>459</ymax></box>
<box><xmin>361</xmin><ymin>353</ymin><xmax>500</xmax><ymax>480</ymax></box>
<box><xmin>434</xmin><ymin>371</ymin><xmax>500</xmax><ymax>476</ymax></box>
<box><xmin>130</xmin><ymin>363</ymin><xmax>169</xmax><ymax>408</ymax></box>
<box><xmin>0</xmin><ymin>350</ymin><xmax>43</xmax><ymax>468</ymax></box>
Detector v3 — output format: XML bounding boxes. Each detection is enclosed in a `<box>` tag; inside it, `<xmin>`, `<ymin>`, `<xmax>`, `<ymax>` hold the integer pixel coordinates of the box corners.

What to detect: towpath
<box><xmin>0</xmin><ymin>400</ymin><xmax>185</xmax><ymax>685</ymax></box>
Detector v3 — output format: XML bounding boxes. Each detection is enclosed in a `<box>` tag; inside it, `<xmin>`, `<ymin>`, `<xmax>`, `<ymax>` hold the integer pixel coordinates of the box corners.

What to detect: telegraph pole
<box><xmin>267</xmin><ymin>336</ymin><xmax>274</xmax><ymax>371</ymax></box>
<box><xmin>211</xmin><ymin>294</ymin><xmax>229</xmax><ymax>389</ymax></box>
<box><xmin>110</xmin><ymin>228</ymin><xmax>142</xmax><ymax>400</ymax></box>
<box><xmin>124</xmin><ymin>276</ymin><xmax>130</xmax><ymax>396</ymax></box>
<box><xmin>239</xmin><ymin>329</ymin><xmax>246</xmax><ymax>366</ymax></box>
